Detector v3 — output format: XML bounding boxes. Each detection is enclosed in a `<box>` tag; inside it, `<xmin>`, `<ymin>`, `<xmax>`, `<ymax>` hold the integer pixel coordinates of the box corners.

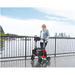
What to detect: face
<box><xmin>42</xmin><ymin>25</ymin><xmax>45</xmax><ymax>29</ymax></box>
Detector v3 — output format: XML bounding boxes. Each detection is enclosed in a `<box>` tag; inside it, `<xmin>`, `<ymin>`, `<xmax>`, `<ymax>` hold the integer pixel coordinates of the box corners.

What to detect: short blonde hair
<box><xmin>42</xmin><ymin>24</ymin><xmax>46</xmax><ymax>28</ymax></box>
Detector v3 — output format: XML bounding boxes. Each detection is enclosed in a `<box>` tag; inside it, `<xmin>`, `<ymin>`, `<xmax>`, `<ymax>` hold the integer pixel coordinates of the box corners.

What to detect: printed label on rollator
<box><xmin>36</xmin><ymin>49</ymin><xmax>41</xmax><ymax>55</ymax></box>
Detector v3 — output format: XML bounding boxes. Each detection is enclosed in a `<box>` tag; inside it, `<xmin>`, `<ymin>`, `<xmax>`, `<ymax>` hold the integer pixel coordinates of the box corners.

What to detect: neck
<box><xmin>42</xmin><ymin>28</ymin><xmax>45</xmax><ymax>31</ymax></box>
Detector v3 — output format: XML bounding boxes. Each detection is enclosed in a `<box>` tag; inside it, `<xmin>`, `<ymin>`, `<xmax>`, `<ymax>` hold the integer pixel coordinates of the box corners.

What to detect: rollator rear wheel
<box><xmin>47</xmin><ymin>57</ymin><xmax>51</xmax><ymax>62</ymax></box>
<box><xmin>38</xmin><ymin>57</ymin><xmax>42</xmax><ymax>64</ymax></box>
<box><xmin>31</xmin><ymin>55</ymin><xmax>35</xmax><ymax>61</ymax></box>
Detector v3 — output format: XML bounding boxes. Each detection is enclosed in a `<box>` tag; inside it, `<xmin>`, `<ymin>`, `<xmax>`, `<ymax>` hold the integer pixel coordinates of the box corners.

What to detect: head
<box><xmin>42</xmin><ymin>24</ymin><xmax>46</xmax><ymax>30</ymax></box>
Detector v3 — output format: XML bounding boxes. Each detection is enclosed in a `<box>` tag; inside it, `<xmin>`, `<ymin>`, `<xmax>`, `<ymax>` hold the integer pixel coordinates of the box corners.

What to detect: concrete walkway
<box><xmin>0</xmin><ymin>55</ymin><xmax>75</xmax><ymax>67</ymax></box>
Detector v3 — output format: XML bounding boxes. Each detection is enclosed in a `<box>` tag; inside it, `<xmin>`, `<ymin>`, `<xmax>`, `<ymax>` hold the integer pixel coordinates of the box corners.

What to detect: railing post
<box><xmin>55</xmin><ymin>38</ymin><xmax>56</xmax><ymax>57</ymax></box>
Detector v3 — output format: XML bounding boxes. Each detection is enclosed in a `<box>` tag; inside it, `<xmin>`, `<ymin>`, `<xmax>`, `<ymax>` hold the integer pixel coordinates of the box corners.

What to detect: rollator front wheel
<box><xmin>47</xmin><ymin>57</ymin><xmax>51</xmax><ymax>62</ymax></box>
<box><xmin>31</xmin><ymin>55</ymin><xmax>35</xmax><ymax>61</ymax></box>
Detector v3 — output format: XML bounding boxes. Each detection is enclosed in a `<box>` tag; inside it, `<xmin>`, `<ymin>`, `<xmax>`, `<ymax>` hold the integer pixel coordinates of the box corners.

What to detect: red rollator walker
<box><xmin>31</xmin><ymin>36</ymin><xmax>51</xmax><ymax>64</ymax></box>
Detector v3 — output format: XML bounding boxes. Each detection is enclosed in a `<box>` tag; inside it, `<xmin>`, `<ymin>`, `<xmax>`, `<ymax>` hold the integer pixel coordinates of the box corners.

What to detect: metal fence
<box><xmin>0</xmin><ymin>36</ymin><xmax>75</xmax><ymax>59</ymax></box>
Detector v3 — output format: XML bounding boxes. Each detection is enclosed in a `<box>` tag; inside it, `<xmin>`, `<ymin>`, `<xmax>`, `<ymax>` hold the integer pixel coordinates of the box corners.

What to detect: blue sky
<box><xmin>1</xmin><ymin>8</ymin><xmax>49</xmax><ymax>20</ymax></box>
<box><xmin>1</xmin><ymin>8</ymin><xmax>53</xmax><ymax>19</ymax></box>
<box><xmin>0</xmin><ymin>7</ymin><xmax>75</xmax><ymax>37</ymax></box>
<box><xmin>1</xmin><ymin>7</ymin><xmax>75</xmax><ymax>24</ymax></box>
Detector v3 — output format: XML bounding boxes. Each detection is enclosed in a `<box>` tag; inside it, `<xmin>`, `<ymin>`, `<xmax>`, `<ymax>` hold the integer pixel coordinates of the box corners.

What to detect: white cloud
<box><xmin>35</xmin><ymin>6</ymin><xmax>75</xmax><ymax>22</ymax></box>
<box><xmin>0</xmin><ymin>15</ymin><xmax>75</xmax><ymax>37</ymax></box>
<box><xmin>45</xmin><ymin>16</ymin><xmax>60</xmax><ymax>20</ymax></box>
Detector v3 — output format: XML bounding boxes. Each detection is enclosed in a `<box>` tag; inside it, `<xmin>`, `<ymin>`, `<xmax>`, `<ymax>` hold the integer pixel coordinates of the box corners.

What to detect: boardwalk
<box><xmin>1</xmin><ymin>54</ymin><xmax>75</xmax><ymax>67</ymax></box>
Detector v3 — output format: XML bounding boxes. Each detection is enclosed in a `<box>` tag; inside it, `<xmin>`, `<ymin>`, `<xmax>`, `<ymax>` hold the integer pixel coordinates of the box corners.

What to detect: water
<box><xmin>0</xmin><ymin>38</ymin><xmax>75</xmax><ymax>58</ymax></box>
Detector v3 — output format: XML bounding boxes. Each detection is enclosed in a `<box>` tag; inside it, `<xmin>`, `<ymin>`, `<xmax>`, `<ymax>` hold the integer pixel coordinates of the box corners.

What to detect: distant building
<box><xmin>63</xmin><ymin>33</ymin><xmax>66</xmax><ymax>37</ymax></box>
<box><xmin>61</xmin><ymin>33</ymin><xmax>63</xmax><ymax>37</ymax></box>
<box><xmin>58</xmin><ymin>33</ymin><xmax>61</xmax><ymax>37</ymax></box>
<box><xmin>68</xmin><ymin>35</ymin><xmax>70</xmax><ymax>37</ymax></box>
<box><xmin>55</xmin><ymin>33</ymin><xmax>57</xmax><ymax>37</ymax></box>
<box><xmin>58</xmin><ymin>33</ymin><xmax>62</xmax><ymax>37</ymax></box>
<box><xmin>54</xmin><ymin>32</ymin><xmax>70</xmax><ymax>37</ymax></box>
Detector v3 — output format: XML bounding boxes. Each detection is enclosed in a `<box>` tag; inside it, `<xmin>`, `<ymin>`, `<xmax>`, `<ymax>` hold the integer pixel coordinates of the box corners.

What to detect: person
<box><xmin>40</xmin><ymin>24</ymin><xmax>50</xmax><ymax>57</ymax></box>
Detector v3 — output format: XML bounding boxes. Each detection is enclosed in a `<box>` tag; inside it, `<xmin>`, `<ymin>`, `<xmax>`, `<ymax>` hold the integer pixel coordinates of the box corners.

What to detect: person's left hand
<box><xmin>45</xmin><ymin>38</ymin><xmax>48</xmax><ymax>41</ymax></box>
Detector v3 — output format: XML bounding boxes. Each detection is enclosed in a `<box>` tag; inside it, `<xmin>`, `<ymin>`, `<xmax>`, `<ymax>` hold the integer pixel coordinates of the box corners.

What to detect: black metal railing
<box><xmin>0</xmin><ymin>36</ymin><xmax>75</xmax><ymax>59</ymax></box>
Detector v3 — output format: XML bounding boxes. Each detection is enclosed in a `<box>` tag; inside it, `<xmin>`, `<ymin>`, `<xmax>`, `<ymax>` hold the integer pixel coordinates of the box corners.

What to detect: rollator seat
<box><xmin>34</xmin><ymin>37</ymin><xmax>40</xmax><ymax>41</ymax></box>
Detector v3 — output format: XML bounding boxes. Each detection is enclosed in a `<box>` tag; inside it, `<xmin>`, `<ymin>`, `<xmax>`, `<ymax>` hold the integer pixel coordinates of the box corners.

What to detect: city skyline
<box><xmin>54</xmin><ymin>32</ymin><xmax>70</xmax><ymax>37</ymax></box>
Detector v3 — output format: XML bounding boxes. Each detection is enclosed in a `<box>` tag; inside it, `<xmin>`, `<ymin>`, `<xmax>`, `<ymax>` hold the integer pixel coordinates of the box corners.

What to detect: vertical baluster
<box><xmin>9</xmin><ymin>37</ymin><xmax>10</xmax><ymax>57</ymax></box>
<box><xmin>23</xmin><ymin>37</ymin><xmax>24</xmax><ymax>56</ymax></box>
<box><xmin>16</xmin><ymin>37</ymin><xmax>17</xmax><ymax>57</ymax></box>
<box><xmin>20</xmin><ymin>37</ymin><xmax>21</xmax><ymax>57</ymax></box>
<box><xmin>14</xmin><ymin>37</ymin><xmax>15</xmax><ymax>57</ymax></box>
<box><xmin>18</xmin><ymin>37</ymin><xmax>19</xmax><ymax>57</ymax></box>
<box><xmin>32</xmin><ymin>37</ymin><xmax>33</xmax><ymax>56</ymax></box>
<box><xmin>25</xmin><ymin>37</ymin><xmax>27</xmax><ymax>67</ymax></box>
<box><xmin>55</xmin><ymin>38</ymin><xmax>56</xmax><ymax>57</ymax></box>
<box><xmin>4</xmin><ymin>37</ymin><xmax>5</xmax><ymax>58</ymax></box>
<box><xmin>7</xmin><ymin>36</ymin><xmax>8</xmax><ymax>58</ymax></box>
<box><xmin>30</xmin><ymin>37</ymin><xmax>31</xmax><ymax>56</ymax></box>
<box><xmin>27</xmin><ymin>37</ymin><xmax>30</xmax><ymax>56</ymax></box>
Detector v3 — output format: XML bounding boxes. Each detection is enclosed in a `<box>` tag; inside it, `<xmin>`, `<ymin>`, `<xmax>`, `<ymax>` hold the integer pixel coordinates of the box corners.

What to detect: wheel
<box><xmin>31</xmin><ymin>55</ymin><xmax>35</xmax><ymax>61</ymax></box>
<box><xmin>47</xmin><ymin>57</ymin><xmax>51</xmax><ymax>62</ymax></box>
<box><xmin>38</xmin><ymin>57</ymin><xmax>42</xmax><ymax>64</ymax></box>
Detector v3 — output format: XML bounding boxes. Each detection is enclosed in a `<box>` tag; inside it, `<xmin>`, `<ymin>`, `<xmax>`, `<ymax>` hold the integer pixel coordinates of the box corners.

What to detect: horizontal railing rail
<box><xmin>1</xmin><ymin>35</ymin><xmax>75</xmax><ymax>39</ymax></box>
